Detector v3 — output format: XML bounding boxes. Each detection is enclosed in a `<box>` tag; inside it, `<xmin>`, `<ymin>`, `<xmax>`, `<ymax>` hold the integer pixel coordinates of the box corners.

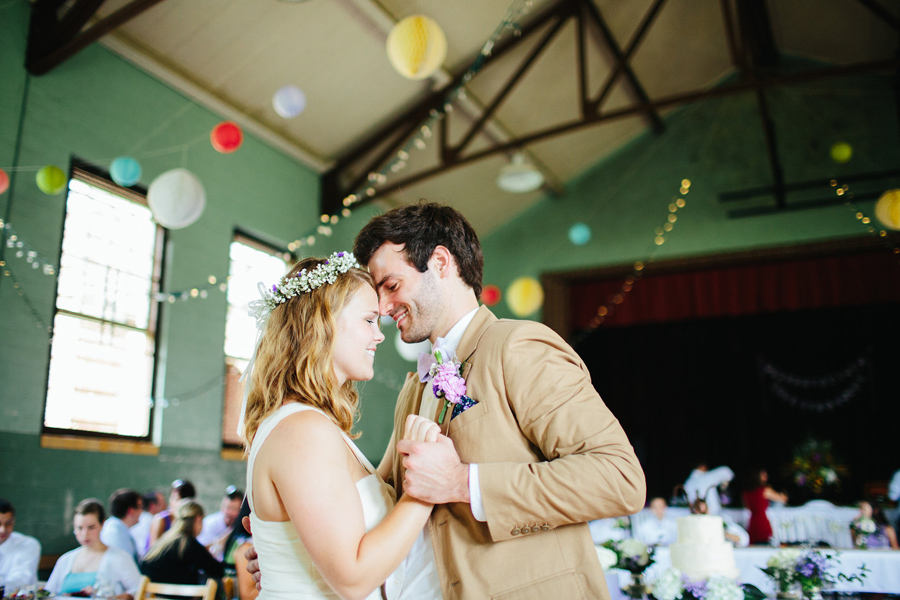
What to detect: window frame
<box><xmin>40</xmin><ymin>159</ymin><xmax>165</xmax><ymax>443</ymax></box>
<box><xmin>221</xmin><ymin>229</ymin><xmax>294</xmax><ymax>450</ymax></box>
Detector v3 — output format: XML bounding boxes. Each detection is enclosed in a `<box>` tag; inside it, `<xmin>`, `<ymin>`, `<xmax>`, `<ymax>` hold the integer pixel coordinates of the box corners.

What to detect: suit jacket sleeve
<box><xmin>477</xmin><ymin>321</ymin><xmax>646</xmax><ymax>542</ymax></box>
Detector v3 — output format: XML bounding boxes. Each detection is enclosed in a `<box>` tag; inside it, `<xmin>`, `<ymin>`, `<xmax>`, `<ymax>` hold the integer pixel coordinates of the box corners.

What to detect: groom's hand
<box><xmin>397</xmin><ymin>435</ymin><xmax>470</xmax><ymax>504</ymax></box>
<box><xmin>244</xmin><ymin>542</ymin><xmax>262</xmax><ymax>590</ymax></box>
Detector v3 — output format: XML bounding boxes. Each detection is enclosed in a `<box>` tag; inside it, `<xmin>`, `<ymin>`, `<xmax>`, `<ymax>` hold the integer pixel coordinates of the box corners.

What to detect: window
<box><xmin>43</xmin><ymin>168</ymin><xmax>163</xmax><ymax>438</ymax></box>
<box><xmin>222</xmin><ymin>234</ymin><xmax>290</xmax><ymax>446</ymax></box>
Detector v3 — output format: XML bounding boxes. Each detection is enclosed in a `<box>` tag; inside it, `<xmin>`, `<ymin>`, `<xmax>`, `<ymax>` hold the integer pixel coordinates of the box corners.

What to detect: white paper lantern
<box><xmin>394</xmin><ymin>330</ymin><xmax>431</xmax><ymax>362</ymax></box>
<box><xmin>147</xmin><ymin>168</ymin><xmax>206</xmax><ymax>229</ymax></box>
<box><xmin>273</xmin><ymin>86</ymin><xmax>307</xmax><ymax>118</ymax></box>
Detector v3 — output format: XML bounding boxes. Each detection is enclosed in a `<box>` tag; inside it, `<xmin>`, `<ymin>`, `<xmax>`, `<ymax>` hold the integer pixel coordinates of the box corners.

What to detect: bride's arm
<box><xmin>268</xmin><ymin>412</ymin><xmax>433</xmax><ymax>600</ymax></box>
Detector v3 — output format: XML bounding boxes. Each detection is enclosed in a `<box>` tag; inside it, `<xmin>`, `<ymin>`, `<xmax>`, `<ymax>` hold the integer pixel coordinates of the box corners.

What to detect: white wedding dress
<box><xmin>247</xmin><ymin>403</ymin><xmax>402</xmax><ymax>600</ymax></box>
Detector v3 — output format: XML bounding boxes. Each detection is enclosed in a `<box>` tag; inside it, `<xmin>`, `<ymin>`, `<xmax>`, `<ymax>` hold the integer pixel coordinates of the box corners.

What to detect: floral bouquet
<box><xmin>849</xmin><ymin>516</ymin><xmax>877</xmax><ymax>549</ymax></box>
<box><xmin>602</xmin><ymin>538</ymin><xmax>655</xmax><ymax>574</ymax></box>
<box><xmin>794</xmin><ymin>550</ymin><xmax>866</xmax><ymax>594</ymax></box>
<box><xmin>760</xmin><ymin>548</ymin><xmax>802</xmax><ymax>593</ymax></box>
<box><xmin>651</xmin><ymin>568</ymin><xmax>748</xmax><ymax>600</ymax></box>
<box><xmin>785</xmin><ymin>439</ymin><xmax>848</xmax><ymax>495</ymax></box>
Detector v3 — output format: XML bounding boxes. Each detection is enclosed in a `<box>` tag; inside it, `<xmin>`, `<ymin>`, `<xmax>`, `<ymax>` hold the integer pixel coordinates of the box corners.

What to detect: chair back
<box><xmin>135</xmin><ymin>576</ymin><xmax>218</xmax><ymax>600</ymax></box>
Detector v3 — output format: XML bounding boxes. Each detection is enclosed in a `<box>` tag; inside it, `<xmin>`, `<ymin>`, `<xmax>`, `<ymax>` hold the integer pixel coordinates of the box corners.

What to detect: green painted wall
<box><xmin>481</xmin><ymin>66</ymin><xmax>898</xmax><ymax>320</ymax></box>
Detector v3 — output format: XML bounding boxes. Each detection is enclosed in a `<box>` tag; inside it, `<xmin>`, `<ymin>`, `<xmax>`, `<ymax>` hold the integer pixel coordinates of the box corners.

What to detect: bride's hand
<box><xmin>403</xmin><ymin>414</ymin><xmax>440</xmax><ymax>443</ymax></box>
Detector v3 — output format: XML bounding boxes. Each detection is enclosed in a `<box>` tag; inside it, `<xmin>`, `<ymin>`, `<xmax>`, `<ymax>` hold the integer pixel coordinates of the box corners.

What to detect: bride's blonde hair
<box><xmin>243</xmin><ymin>257</ymin><xmax>375</xmax><ymax>447</ymax></box>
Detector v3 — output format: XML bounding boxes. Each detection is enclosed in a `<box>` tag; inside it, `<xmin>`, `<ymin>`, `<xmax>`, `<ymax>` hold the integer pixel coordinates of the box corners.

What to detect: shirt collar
<box><xmin>431</xmin><ymin>307</ymin><xmax>479</xmax><ymax>357</ymax></box>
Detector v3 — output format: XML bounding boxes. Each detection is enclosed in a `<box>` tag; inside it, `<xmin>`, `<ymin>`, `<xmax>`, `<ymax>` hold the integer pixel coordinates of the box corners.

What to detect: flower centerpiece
<box><xmin>849</xmin><ymin>516</ymin><xmax>877</xmax><ymax>549</ymax></box>
<box><xmin>601</xmin><ymin>538</ymin><xmax>655</xmax><ymax>598</ymax></box>
<box><xmin>759</xmin><ymin>548</ymin><xmax>867</xmax><ymax>600</ymax></box>
<box><xmin>785</xmin><ymin>439</ymin><xmax>848</xmax><ymax>496</ymax></box>
<box><xmin>651</xmin><ymin>568</ymin><xmax>749</xmax><ymax>600</ymax></box>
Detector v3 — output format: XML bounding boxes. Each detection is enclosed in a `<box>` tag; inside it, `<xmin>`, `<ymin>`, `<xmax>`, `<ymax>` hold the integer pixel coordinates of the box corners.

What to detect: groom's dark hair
<box><xmin>353</xmin><ymin>201</ymin><xmax>484</xmax><ymax>298</ymax></box>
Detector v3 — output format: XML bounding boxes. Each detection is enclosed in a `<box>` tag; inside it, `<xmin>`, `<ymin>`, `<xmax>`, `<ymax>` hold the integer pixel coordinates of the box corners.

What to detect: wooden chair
<box><xmin>135</xmin><ymin>576</ymin><xmax>218</xmax><ymax>600</ymax></box>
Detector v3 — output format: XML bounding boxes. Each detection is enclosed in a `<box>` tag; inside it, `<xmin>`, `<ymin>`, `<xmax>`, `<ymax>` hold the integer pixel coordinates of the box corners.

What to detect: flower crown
<box><xmin>248</xmin><ymin>251</ymin><xmax>360</xmax><ymax>329</ymax></box>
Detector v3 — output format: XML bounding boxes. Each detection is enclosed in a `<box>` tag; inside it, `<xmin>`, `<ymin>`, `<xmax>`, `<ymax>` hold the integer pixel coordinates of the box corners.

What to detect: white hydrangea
<box><xmin>767</xmin><ymin>548</ymin><xmax>801</xmax><ymax>570</ymax></box>
<box><xmin>706</xmin><ymin>576</ymin><xmax>743</xmax><ymax>600</ymax></box>
<box><xmin>595</xmin><ymin>546</ymin><xmax>618</xmax><ymax>571</ymax></box>
<box><xmin>651</xmin><ymin>568</ymin><xmax>684</xmax><ymax>600</ymax></box>
<box><xmin>619</xmin><ymin>539</ymin><xmax>650</xmax><ymax>566</ymax></box>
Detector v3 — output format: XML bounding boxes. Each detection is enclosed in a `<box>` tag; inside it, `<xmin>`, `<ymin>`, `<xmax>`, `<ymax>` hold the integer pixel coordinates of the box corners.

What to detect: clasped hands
<box><xmin>399</xmin><ymin>415</ymin><xmax>470</xmax><ymax>505</ymax></box>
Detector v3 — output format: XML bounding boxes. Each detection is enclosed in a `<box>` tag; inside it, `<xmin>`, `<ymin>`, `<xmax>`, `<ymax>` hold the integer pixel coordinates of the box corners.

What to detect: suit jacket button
<box><xmin>511</xmin><ymin>528</ymin><xmax>520</xmax><ymax>536</ymax></box>
<box><xmin>541</xmin><ymin>525</ymin><xmax>550</xmax><ymax>531</ymax></box>
<box><xmin>521</xmin><ymin>527</ymin><xmax>531</xmax><ymax>534</ymax></box>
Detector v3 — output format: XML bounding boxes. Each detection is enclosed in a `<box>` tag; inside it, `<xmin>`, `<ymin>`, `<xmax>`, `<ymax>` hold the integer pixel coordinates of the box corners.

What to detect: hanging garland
<box><xmin>759</xmin><ymin>355</ymin><xmax>868</xmax><ymax>413</ymax></box>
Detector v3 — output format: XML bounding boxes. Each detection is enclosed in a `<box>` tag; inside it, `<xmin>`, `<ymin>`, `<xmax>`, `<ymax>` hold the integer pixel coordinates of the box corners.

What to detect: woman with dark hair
<box><xmin>45</xmin><ymin>499</ymin><xmax>142</xmax><ymax>599</ymax></box>
<box><xmin>851</xmin><ymin>500</ymin><xmax>899</xmax><ymax>550</ymax></box>
<box><xmin>141</xmin><ymin>500</ymin><xmax>224</xmax><ymax>584</ymax></box>
<box><xmin>742</xmin><ymin>468</ymin><xmax>788</xmax><ymax>545</ymax></box>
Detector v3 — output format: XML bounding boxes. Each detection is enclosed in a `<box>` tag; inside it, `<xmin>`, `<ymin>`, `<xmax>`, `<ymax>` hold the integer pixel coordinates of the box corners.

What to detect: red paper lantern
<box><xmin>481</xmin><ymin>284</ymin><xmax>501</xmax><ymax>307</ymax></box>
<box><xmin>0</xmin><ymin>168</ymin><xmax>9</xmax><ymax>195</ymax></box>
<box><xmin>211</xmin><ymin>121</ymin><xmax>243</xmax><ymax>153</ymax></box>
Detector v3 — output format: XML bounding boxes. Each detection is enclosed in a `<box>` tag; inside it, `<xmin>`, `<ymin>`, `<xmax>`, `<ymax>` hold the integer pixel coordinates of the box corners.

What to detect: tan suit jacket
<box><xmin>384</xmin><ymin>306</ymin><xmax>646</xmax><ymax>599</ymax></box>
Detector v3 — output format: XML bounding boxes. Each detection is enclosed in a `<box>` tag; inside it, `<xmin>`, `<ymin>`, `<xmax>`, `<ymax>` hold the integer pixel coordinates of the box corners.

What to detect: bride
<box><xmin>241</xmin><ymin>252</ymin><xmax>439</xmax><ymax>600</ymax></box>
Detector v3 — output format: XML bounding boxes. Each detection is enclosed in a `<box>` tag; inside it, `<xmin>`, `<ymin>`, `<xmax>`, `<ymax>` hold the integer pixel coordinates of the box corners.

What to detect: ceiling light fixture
<box><xmin>497</xmin><ymin>153</ymin><xmax>544</xmax><ymax>193</ymax></box>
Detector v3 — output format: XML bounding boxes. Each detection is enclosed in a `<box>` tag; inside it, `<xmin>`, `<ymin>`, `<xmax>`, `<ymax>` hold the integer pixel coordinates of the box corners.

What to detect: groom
<box><xmin>352</xmin><ymin>202</ymin><xmax>646</xmax><ymax>599</ymax></box>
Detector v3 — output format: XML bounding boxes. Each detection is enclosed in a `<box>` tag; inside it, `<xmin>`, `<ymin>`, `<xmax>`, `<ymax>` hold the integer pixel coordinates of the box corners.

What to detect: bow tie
<box><xmin>418</xmin><ymin>338</ymin><xmax>450</xmax><ymax>383</ymax></box>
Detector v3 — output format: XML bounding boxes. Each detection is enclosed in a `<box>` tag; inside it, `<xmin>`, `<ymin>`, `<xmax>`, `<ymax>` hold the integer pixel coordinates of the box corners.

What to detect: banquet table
<box><xmin>607</xmin><ymin>546</ymin><xmax>900</xmax><ymax>594</ymax></box>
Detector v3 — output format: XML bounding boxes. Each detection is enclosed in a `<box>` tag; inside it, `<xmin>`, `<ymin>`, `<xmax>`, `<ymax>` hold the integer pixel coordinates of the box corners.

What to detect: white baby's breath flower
<box><xmin>619</xmin><ymin>539</ymin><xmax>649</xmax><ymax>566</ymax></box>
<box><xmin>595</xmin><ymin>546</ymin><xmax>618</xmax><ymax>571</ymax></box>
<box><xmin>706</xmin><ymin>576</ymin><xmax>743</xmax><ymax>600</ymax></box>
<box><xmin>651</xmin><ymin>568</ymin><xmax>684</xmax><ymax>600</ymax></box>
<box><xmin>767</xmin><ymin>548</ymin><xmax>801</xmax><ymax>570</ymax></box>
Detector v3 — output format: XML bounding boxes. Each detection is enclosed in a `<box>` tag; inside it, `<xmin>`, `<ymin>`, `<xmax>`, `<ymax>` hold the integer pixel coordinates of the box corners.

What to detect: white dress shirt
<box><xmin>683</xmin><ymin>466</ymin><xmax>734</xmax><ymax>514</ymax></box>
<box><xmin>385</xmin><ymin>308</ymin><xmax>479</xmax><ymax>600</ymax></box>
<box><xmin>0</xmin><ymin>531</ymin><xmax>40</xmax><ymax>591</ymax></box>
<box><xmin>197</xmin><ymin>511</ymin><xmax>230</xmax><ymax>560</ymax></box>
<box><xmin>100</xmin><ymin>516</ymin><xmax>138</xmax><ymax>563</ymax></box>
<box><xmin>889</xmin><ymin>469</ymin><xmax>900</xmax><ymax>502</ymax></box>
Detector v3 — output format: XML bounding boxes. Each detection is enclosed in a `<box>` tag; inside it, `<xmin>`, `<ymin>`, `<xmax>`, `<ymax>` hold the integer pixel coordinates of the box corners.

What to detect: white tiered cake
<box><xmin>669</xmin><ymin>515</ymin><xmax>740</xmax><ymax>580</ymax></box>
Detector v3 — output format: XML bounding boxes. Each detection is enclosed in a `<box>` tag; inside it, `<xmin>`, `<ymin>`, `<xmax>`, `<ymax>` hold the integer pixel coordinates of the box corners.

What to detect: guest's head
<box><xmin>0</xmin><ymin>498</ymin><xmax>15</xmax><ymax>544</ymax></box>
<box><xmin>109</xmin><ymin>489</ymin><xmax>143</xmax><ymax>527</ymax></box>
<box><xmin>145</xmin><ymin>500</ymin><xmax>204</xmax><ymax>561</ymax></box>
<box><xmin>745</xmin><ymin>467</ymin><xmax>769</xmax><ymax>489</ymax></box>
<box><xmin>244</xmin><ymin>255</ymin><xmax>379</xmax><ymax>445</ymax></box>
<box><xmin>220</xmin><ymin>485</ymin><xmax>244</xmax><ymax>528</ymax></box>
<box><xmin>859</xmin><ymin>500</ymin><xmax>890</xmax><ymax>526</ymax></box>
<box><xmin>143</xmin><ymin>490</ymin><xmax>166</xmax><ymax>515</ymax></box>
<box><xmin>691</xmin><ymin>499</ymin><xmax>709</xmax><ymax>515</ymax></box>
<box><xmin>73</xmin><ymin>498</ymin><xmax>105</xmax><ymax>549</ymax></box>
<box><xmin>353</xmin><ymin>201</ymin><xmax>484</xmax><ymax>343</ymax></box>
<box><xmin>168</xmin><ymin>479</ymin><xmax>196</xmax><ymax>509</ymax></box>
<box><xmin>649</xmin><ymin>497</ymin><xmax>668</xmax><ymax>520</ymax></box>
<box><xmin>223</xmin><ymin>498</ymin><xmax>252</xmax><ymax>569</ymax></box>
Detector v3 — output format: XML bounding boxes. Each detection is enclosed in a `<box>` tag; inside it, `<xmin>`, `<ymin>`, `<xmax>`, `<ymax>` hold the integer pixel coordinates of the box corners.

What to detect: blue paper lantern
<box><xmin>272</xmin><ymin>86</ymin><xmax>307</xmax><ymax>119</ymax></box>
<box><xmin>568</xmin><ymin>222</ymin><xmax>591</xmax><ymax>246</ymax></box>
<box><xmin>110</xmin><ymin>157</ymin><xmax>142</xmax><ymax>187</ymax></box>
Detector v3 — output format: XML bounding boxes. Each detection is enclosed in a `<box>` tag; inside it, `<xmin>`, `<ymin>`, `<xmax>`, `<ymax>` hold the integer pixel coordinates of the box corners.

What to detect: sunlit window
<box><xmin>44</xmin><ymin>169</ymin><xmax>162</xmax><ymax>438</ymax></box>
<box><xmin>222</xmin><ymin>234</ymin><xmax>290</xmax><ymax>446</ymax></box>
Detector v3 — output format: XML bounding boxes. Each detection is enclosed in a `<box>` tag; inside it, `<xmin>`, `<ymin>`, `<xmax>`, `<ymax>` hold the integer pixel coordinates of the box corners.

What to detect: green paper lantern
<box><xmin>36</xmin><ymin>165</ymin><xmax>67</xmax><ymax>195</ymax></box>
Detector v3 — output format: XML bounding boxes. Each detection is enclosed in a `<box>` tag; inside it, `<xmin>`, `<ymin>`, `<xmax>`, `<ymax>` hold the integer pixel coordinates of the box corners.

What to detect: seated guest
<box><xmin>635</xmin><ymin>497</ymin><xmax>678</xmax><ymax>546</ymax></box>
<box><xmin>0</xmin><ymin>498</ymin><xmax>40</xmax><ymax>593</ymax></box>
<box><xmin>130</xmin><ymin>490</ymin><xmax>166</xmax><ymax>559</ymax></box>
<box><xmin>692</xmin><ymin>499</ymin><xmax>749</xmax><ymax>547</ymax></box>
<box><xmin>742</xmin><ymin>468</ymin><xmax>788</xmax><ymax>545</ymax></box>
<box><xmin>197</xmin><ymin>485</ymin><xmax>243</xmax><ymax>561</ymax></box>
<box><xmin>45</xmin><ymin>499</ymin><xmax>142</xmax><ymax>599</ymax></box>
<box><xmin>684</xmin><ymin>461</ymin><xmax>734</xmax><ymax>515</ymax></box>
<box><xmin>141</xmin><ymin>500</ymin><xmax>224</xmax><ymax>585</ymax></box>
<box><xmin>221</xmin><ymin>499</ymin><xmax>251</xmax><ymax>570</ymax></box>
<box><xmin>148</xmin><ymin>478</ymin><xmax>195</xmax><ymax>546</ymax></box>
<box><xmin>851</xmin><ymin>500</ymin><xmax>899</xmax><ymax>550</ymax></box>
<box><xmin>101</xmin><ymin>489</ymin><xmax>142</xmax><ymax>562</ymax></box>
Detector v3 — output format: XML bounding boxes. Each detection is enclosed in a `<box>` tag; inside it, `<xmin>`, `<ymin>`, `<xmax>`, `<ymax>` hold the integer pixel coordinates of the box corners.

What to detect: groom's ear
<box><xmin>430</xmin><ymin>245</ymin><xmax>455</xmax><ymax>279</ymax></box>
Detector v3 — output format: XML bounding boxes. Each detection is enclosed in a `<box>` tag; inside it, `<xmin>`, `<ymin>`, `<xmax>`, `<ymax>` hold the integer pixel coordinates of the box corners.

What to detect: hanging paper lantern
<box><xmin>211</xmin><ymin>121</ymin><xmax>243</xmax><ymax>153</ymax></box>
<box><xmin>386</xmin><ymin>15</ymin><xmax>447</xmax><ymax>80</ymax></box>
<box><xmin>0</xmin><ymin>168</ymin><xmax>9</xmax><ymax>195</ymax></box>
<box><xmin>147</xmin><ymin>168</ymin><xmax>206</xmax><ymax>229</ymax></box>
<box><xmin>506</xmin><ymin>277</ymin><xmax>544</xmax><ymax>317</ymax></box>
<box><xmin>110</xmin><ymin>156</ymin><xmax>142</xmax><ymax>187</ymax></box>
<box><xmin>272</xmin><ymin>86</ymin><xmax>307</xmax><ymax>119</ymax></box>
<box><xmin>481</xmin><ymin>284</ymin><xmax>501</xmax><ymax>307</ymax></box>
<box><xmin>875</xmin><ymin>189</ymin><xmax>900</xmax><ymax>230</ymax></box>
<box><xmin>568</xmin><ymin>222</ymin><xmax>591</xmax><ymax>246</ymax></box>
<box><xmin>36</xmin><ymin>165</ymin><xmax>67</xmax><ymax>195</ymax></box>
<box><xmin>394</xmin><ymin>331</ymin><xmax>431</xmax><ymax>362</ymax></box>
<box><xmin>830</xmin><ymin>142</ymin><xmax>852</xmax><ymax>164</ymax></box>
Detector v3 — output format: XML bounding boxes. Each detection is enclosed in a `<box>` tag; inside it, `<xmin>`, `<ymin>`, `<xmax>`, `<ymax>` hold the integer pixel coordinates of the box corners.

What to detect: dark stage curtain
<box><xmin>572</xmin><ymin>248</ymin><xmax>900</xmax><ymax>505</ymax></box>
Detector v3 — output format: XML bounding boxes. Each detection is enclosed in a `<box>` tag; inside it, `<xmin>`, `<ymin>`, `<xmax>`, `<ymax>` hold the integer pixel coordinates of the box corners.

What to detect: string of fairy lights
<box><xmin>832</xmin><ymin>179</ymin><xmax>900</xmax><ymax>259</ymax></box>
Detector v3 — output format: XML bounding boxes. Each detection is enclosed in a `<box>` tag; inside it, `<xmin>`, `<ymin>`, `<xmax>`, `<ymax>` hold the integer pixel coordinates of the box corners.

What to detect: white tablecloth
<box><xmin>608</xmin><ymin>546</ymin><xmax>900</xmax><ymax>594</ymax></box>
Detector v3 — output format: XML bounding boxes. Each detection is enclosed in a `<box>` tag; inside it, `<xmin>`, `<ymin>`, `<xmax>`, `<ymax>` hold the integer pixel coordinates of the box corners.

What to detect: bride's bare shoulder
<box><xmin>265</xmin><ymin>407</ymin><xmax>343</xmax><ymax>454</ymax></box>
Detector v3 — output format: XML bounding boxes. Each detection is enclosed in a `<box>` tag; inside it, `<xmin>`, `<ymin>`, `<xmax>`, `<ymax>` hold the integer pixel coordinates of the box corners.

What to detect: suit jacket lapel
<box><xmin>456</xmin><ymin>305</ymin><xmax>497</xmax><ymax>375</ymax></box>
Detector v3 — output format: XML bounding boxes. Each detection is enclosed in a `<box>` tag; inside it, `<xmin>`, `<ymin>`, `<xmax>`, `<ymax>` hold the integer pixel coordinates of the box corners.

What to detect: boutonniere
<box><xmin>428</xmin><ymin>349</ymin><xmax>474</xmax><ymax>424</ymax></box>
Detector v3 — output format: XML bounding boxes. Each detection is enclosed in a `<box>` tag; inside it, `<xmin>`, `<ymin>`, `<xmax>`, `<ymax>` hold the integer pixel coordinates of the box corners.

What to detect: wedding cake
<box><xmin>669</xmin><ymin>515</ymin><xmax>739</xmax><ymax>580</ymax></box>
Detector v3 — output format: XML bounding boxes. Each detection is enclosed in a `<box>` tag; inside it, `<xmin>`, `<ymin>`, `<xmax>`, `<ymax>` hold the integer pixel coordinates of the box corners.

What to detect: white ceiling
<box><xmin>89</xmin><ymin>0</ymin><xmax>900</xmax><ymax>235</ymax></box>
